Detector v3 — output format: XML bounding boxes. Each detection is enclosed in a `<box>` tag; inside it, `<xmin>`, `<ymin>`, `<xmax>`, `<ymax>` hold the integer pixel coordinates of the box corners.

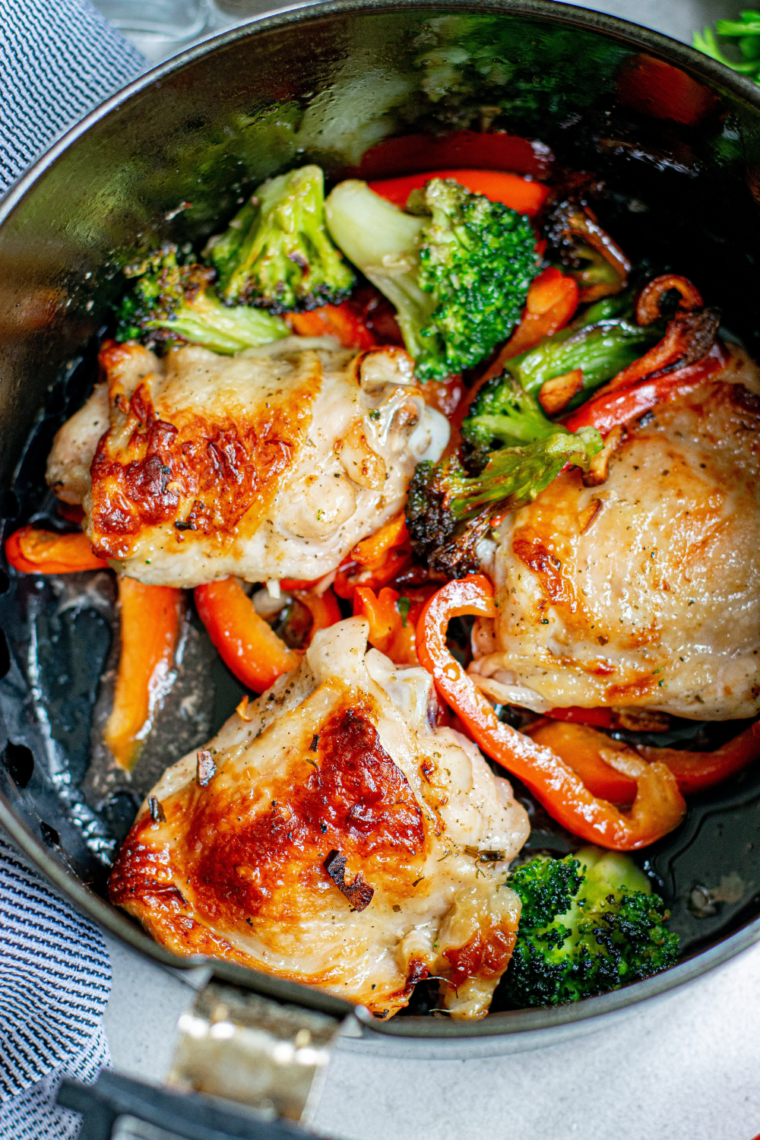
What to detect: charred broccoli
<box><xmin>503</xmin><ymin>848</ymin><xmax>680</xmax><ymax>1007</ymax></box>
<box><xmin>205</xmin><ymin>165</ymin><xmax>355</xmax><ymax>312</ymax></box>
<box><xmin>325</xmin><ymin>177</ymin><xmax>539</xmax><ymax>380</ymax></box>
<box><xmin>116</xmin><ymin>246</ymin><xmax>288</xmax><ymax>355</ymax></box>
<box><xmin>406</xmin><ymin>423</ymin><xmax>601</xmax><ymax>576</ymax></box>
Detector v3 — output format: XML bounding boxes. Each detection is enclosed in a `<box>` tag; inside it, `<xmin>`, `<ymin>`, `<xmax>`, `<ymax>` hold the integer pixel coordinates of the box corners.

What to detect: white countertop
<box><xmin>100</xmin><ymin>2</ymin><xmax>760</xmax><ymax>1136</ymax></box>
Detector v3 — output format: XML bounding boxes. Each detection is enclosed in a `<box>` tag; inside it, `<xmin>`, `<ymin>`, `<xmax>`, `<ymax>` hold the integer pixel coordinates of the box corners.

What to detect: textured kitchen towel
<box><xmin>0</xmin><ymin>833</ymin><xmax>112</xmax><ymax>1134</ymax></box>
<box><xmin>0</xmin><ymin>0</ymin><xmax>146</xmax><ymax>197</ymax></box>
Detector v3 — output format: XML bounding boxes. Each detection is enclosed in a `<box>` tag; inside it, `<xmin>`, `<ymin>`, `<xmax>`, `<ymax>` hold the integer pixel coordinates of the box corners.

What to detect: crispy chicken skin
<box><xmin>109</xmin><ymin>619</ymin><xmax>529</xmax><ymax>1019</ymax></box>
<box><xmin>47</xmin><ymin>338</ymin><xmax>448</xmax><ymax>588</ymax></box>
<box><xmin>471</xmin><ymin>353</ymin><xmax>760</xmax><ymax>720</ymax></box>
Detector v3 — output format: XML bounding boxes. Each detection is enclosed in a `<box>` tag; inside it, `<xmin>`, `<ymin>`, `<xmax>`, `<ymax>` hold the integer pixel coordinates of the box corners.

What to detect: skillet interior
<box><xmin>3</xmin><ymin>0</ymin><xmax>760</xmax><ymax>1044</ymax></box>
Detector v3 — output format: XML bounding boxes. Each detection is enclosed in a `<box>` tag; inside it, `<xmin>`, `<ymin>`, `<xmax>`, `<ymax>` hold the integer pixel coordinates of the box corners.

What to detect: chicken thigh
<box><xmin>471</xmin><ymin>360</ymin><xmax>760</xmax><ymax>720</ymax></box>
<box><xmin>109</xmin><ymin>618</ymin><xmax>529</xmax><ymax>1019</ymax></box>
<box><xmin>47</xmin><ymin>338</ymin><xmax>448</xmax><ymax>588</ymax></box>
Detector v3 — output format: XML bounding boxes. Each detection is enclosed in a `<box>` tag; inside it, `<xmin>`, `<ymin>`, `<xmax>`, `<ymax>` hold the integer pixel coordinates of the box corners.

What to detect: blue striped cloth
<box><xmin>0</xmin><ymin>836</ymin><xmax>111</xmax><ymax>1138</ymax></box>
<box><xmin>1</xmin><ymin>5</ymin><xmax>146</xmax><ymax>1134</ymax></box>
<box><xmin>0</xmin><ymin>0</ymin><xmax>145</xmax><ymax>197</ymax></box>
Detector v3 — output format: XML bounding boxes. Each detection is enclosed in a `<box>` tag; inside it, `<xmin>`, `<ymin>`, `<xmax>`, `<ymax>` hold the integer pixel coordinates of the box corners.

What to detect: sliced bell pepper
<box><xmin>416</xmin><ymin>575</ymin><xmax>685</xmax><ymax>850</ymax></box>
<box><xmin>638</xmin><ymin>721</ymin><xmax>760</xmax><ymax>795</ymax></box>
<box><xmin>195</xmin><ymin>577</ymin><xmax>299</xmax><ymax>693</ymax></box>
<box><xmin>285</xmin><ymin>300</ymin><xmax>377</xmax><ymax>350</ymax></box>
<box><xmin>103</xmin><ymin>578</ymin><xmax>182</xmax><ymax>771</ymax></box>
<box><xmin>356</xmin><ymin>131</ymin><xmax>553</xmax><ymax>182</ymax></box>
<box><xmin>531</xmin><ymin>717</ymin><xmax>760</xmax><ymax>800</ymax></box>
<box><xmin>351</xmin><ymin>511</ymin><xmax>408</xmax><ymax>566</ymax></box>
<box><xmin>564</xmin><ymin>342</ymin><xmax>728</xmax><ymax>437</ymax></box>
<box><xmin>526</xmin><ymin>719</ymin><xmax>638</xmax><ymax>804</ymax></box>
<box><xmin>334</xmin><ymin>512</ymin><xmax>412</xmax><ymax>600</ymax></box>
<box><xmin>353</xmin><ymin>584</ymin><xmax>434</xmax><ymax>665</ymax></box>
<box><xmin>291</xmin><ymin>586</ymin><xmax>342</xmax><ymax>638</ymax></box>
<box><xmin>369</xmin><ymin>169</ymin><xmax>550</xmax><ymax>216</ymax></box>
<box><xmin>545</xmin><ymin>705</ymin><xmax>616</xmax><ymax>729</ymax></box>
<box><xmin>455</xmin><ymin>268</ymin><xmax>580</xmax><ymax>429</ymax></box>
<box><xmin>6</xmin><ymin>525</ymin><xmax>108</xmax><ymax>574</ymax></box>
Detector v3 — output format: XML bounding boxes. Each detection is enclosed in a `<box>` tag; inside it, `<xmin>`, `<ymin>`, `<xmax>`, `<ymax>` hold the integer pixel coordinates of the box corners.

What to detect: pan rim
<box><xmin>3</xmin><ymin>0</ymin><xmax>760</xmax><ymax>1047</ymax></box>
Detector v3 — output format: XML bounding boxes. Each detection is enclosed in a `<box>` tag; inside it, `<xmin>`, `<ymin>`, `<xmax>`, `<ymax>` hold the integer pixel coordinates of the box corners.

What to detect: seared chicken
<box><xmin>109</xmin><ymin>619</ymin><xmax>529</xmax><ymax>1019</ymax></box>
<box><xmin>471</xmin><ymin>353</ymin><xmax>760</xmax><ymax>720</ymax></box>
<box><xmin>47</xmin><ymin>338</ymin><xmax>448</xmax><ymax>587</ymax></box>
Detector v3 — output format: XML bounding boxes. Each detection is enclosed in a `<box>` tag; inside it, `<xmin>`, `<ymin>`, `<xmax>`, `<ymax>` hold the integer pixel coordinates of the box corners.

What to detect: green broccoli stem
<box><xmin>462</xmin><ymin>376</ymin><xmax>561</xmax><ymax>451</ymax></box>
<box><xmin>449</xmin><ymin>427</ymin><xmax>602</xmax><ymax>521</ymax></box>
<box><xmin>204</xmin><ymin>165</ymin><xmax>356</xmax><ymax>312</ymax></box>
<box><xmin>505</xmin><ymin>317</ymin><xmax>662</xmax><ymax>402</ymax></box>
<box><xmin>145</xmin><ymin>291</ymin><xmax>289</xmax><ymax>355</ymax></box>
<box><xmin>325</xmin><ymin>179</ymin><xmax>434</xmax><ymax>358</ymax></box>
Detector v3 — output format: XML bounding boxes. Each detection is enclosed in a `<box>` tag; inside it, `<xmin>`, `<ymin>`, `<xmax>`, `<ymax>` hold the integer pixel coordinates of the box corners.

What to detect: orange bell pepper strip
<box><xmin>369</xmin><ymin>169</ymin><xmax>550</xmax><ymax>216</ymax></box>
<box><xmin>416</xmin><ymin>575</ymin><xmax>686</xmax><ymax>850</ymax></box>
<box><xmin>353</xmin><ymin>585</ymin><xmax>434</xmax><ymax>665</ymax></box>
<box><xmin>286</xmin><ymin>301</ymin><xmax>377</xmax><ymax>350</ymax></box>
<box><xmin>291</xmin><ymin>586</ymin><xmax>342</xmax><ymax>637</ymax></box>
<box><xmin>526</xmin><ymin>720</ymin><xmax>638</xmax><ymax>805</ymax></box>
<box><xmin>530</xmin><ymin>717</ymin><xmax>760</xmax><ymax>800</ymax></box>
<box><xmin>334</xmin><ymin>511</ymin><xmax>412</xmax><ymax>600</ymax></box>
<box><xmin>195</xmin><ymin>577</ymin><xmax>299</xmax><ymax>694</ymax></box>
<box><xmin>354</xmin><ymin>586</ymin><xmax>406</xmax><ymax>658</ymax></box>
<box><xmin>564</xmin><ymin>342</ymin><xmax>729</xmax><ymax>437</ymax></box>
<box><xmin>103</xmin><ymin>578</ymin><xmax>182</xmax><ymax>771</ymax></box>
<box><xmin>352</xmin><ymin>511</ymin><xmax>408</xmax><ymax>567</ymax></box>
<box><xmin>6</xmin><ymin>525</ymin><xmax>108</xmax><ymax>574</ymax></box>
<box><xmin>499</xmin><ymin>266</ymin><xmax>580</xmax><ymax>360</ymax></box>
<box><xmin>637</xmin><ymin>721</ymin><xmax>760</xmax><ymax>796</ymax></box>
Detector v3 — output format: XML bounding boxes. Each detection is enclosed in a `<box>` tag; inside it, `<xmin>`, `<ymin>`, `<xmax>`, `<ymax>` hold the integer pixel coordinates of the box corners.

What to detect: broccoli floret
<box><xmin>503</xmin><ymin>848</ymin><xmax>680</xmax><ymax>1008</ymax></box>
<box><xmin>461</xmin><ymin>375</ymin><xmax>559</xmax><ymax>452</ymax></box>
<box><xmin>116</xmin><ymin>246</ymin><xmax>288</xmax><ymax>355</ymax></box>
<box><xmin>325</xmin><ymin>177</ymin><xmax>539</xmax><ymax>380</ymax></box>
<box><xmin>204</xmin><ymin>165</ymin><xmax>355</xmax><ymax>312</ymax></box>
<box><xmin>406</xmin><ymin>424</ymin><xmax>602</xmax><ymax>576</ymax></box>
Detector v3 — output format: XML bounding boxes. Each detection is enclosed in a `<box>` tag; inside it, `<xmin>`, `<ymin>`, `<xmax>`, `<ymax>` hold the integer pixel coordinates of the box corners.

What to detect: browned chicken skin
<box><xmin>47</xmin><ymin>338</ymin><xmax>449</xmax><ymax>587</ymax></box>
<box><xmin>110</xmin><ymin>619</ymin><xmax>529</xmax><ymax>1019</ymax></box>
<box><xmin>471</xmin><ymin>351</ymin><xmax>760</xmax><ymax>720</ymax></box>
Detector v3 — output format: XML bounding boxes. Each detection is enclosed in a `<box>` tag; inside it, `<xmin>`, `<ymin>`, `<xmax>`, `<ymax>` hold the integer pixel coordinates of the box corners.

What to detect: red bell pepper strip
<box><xmin>356</xmin><ymin>131</ymin><xmax>553</xmax><ymax>182</ymax></box>
<box><xmin>103</xmin><ymin>578</ymin><xmax>182</xmax><ymax>771</ymax></box>
<box><xmin>6</xmin><ymin>525</ymin><xmax>108</xmax><ymax>574</ymax></box>
<box><xmin>195</xmin><ymin>578</ymin><xmax>299</xmax><ymax>693</ymax></box>
<box><xmin>600</xmin><ymin>275</ymin><xmax>707</xmax><ymax>395</ymax></box>
<box><xmin>369</xmin><ymin>169</ymin><xmax>550</xmax><ymax>216</ymax></box>
<box><xmin>564</xmin><ymin>342</ymin><xmax>728</xmax><ymax>437</ymax></box>
<box><xmin>285</xmin><ymin>301</ymin><xmax>377</xmax><ymax>350</ymax></box>
<box><xmin>638</xmin><ymin>721</ymin><xmax>760</xmax><ymax>795</ymax></box>
<box><xmin>416</xmin><ymin>575</ymin><xmax>686</xmax><ymax>850</ymax></box>
<box><xmin>544</xmin><ymin>705</ymin><xmax>617</xmax><ymax>729</ymax></box>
